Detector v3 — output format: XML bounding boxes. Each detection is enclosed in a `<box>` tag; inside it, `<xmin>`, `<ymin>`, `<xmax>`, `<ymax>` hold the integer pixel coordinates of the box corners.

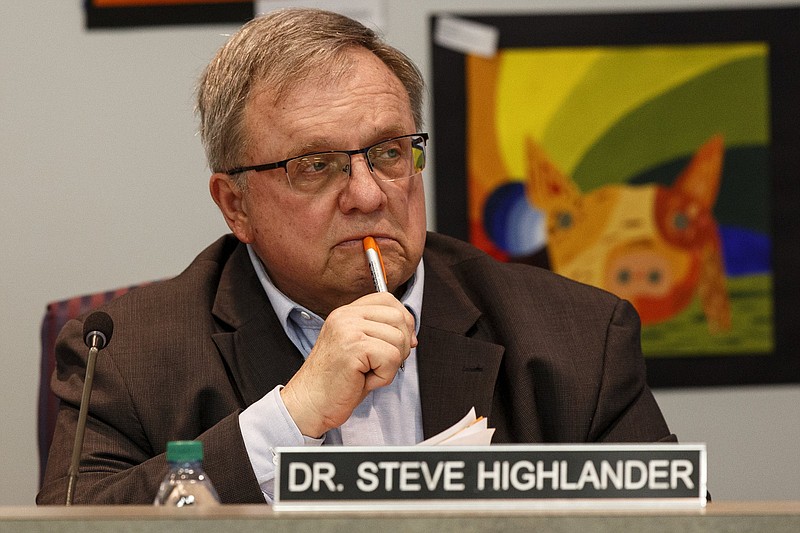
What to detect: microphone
<box><xmin>83</xmin><ymin>311</ymin><xmax>113</xmax><ymax>350</ymax></box>
<box><xmin>65</xmin><ymin>311</ymin><xmax>114</xmax><ymax>506</ymax></box>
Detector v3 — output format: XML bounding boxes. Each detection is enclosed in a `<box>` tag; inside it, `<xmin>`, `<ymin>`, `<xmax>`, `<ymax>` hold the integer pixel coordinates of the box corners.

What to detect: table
<box><xmin>1</xmin><ymin>501</ymin><xmax>798</xmax><ymax>532</ymax></box>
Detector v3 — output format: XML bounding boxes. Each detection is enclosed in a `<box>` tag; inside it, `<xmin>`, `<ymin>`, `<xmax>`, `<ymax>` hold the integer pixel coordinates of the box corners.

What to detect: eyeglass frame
<box><xmin>223</xmin><ymin>132</ymin><xmax>429</xmax><ymax>183</ymax></box>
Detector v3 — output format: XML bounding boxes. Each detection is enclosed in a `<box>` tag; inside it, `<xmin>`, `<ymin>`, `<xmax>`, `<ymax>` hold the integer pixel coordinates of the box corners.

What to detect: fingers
<box><xmin>323</xmin><ymin>295</ymin><xmax>413</xmax><ymax>378</ymax></box>
<box><xmin>353</xmin><ymin>312</ymin><xmax>412</xmax><ymax>363</ymax></box>
<box><xmin>281</xmin><ymin>292</ymin><xmax>417</xmax><ymax>437</ymax></box>
<box><xmin>355</xmin><ymin>291</ymin><xmax>418</xmax><ymax>351</ymax></box>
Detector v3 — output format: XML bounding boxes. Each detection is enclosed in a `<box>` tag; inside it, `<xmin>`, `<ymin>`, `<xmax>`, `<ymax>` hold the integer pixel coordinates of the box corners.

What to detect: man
<box><xmin>38</xmin><ymin>8</ymin><xmax>674</xmax><ymax>505</ymax></box>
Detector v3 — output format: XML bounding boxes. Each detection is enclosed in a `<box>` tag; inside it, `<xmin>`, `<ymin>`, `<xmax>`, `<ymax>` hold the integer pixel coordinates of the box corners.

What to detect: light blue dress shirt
<box><xmin>239</xmin><ymin>244</ymin><xmax>424</xmax><ymax>502</ymax></box>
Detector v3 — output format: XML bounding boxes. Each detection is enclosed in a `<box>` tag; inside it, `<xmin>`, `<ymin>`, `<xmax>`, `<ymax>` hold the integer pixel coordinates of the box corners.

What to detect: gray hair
<box><xmin>197</xmin><ymin>8</ymin><xmax>425</xmax><ymax>178</ymax></box>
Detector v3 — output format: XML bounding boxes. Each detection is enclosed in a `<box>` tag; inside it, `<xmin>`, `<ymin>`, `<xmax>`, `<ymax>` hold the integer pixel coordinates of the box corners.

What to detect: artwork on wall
<box><xmin>83</xmin><ymin>1</ymin><xmax>382</xmax><ymax>31</ymax></box>
<box><xmin>431</xmin><ymin>7</ymin><xmax>800</xmax><ymax>387</ymax></box>
<box><xmin>85</xmin><ymin>0</ymin><xmax>252</xmax><ymax>28</ymax></box>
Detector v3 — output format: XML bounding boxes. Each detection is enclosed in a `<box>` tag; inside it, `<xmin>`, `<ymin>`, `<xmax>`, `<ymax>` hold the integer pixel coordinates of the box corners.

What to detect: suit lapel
<box><xmin>205</xmin><ymin>239</ymin><xmax>508</xmax><ymax>437</ymax></box>
<box><xmin>210</xmin><ymin>243</ymin><xmax>304</xmax><ymax>407</ymax></box>
<box><xmin>416</xmin><ymin>260</ymin><xmax>504</xmax><ymax>438</ymax></box>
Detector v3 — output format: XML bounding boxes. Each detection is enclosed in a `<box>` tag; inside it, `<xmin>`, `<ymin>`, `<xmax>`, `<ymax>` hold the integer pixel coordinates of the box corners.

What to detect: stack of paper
<box><xmin>418</xmin><ymin>407</ymin><xmax>495</xmax><ymax>446</ymax></box>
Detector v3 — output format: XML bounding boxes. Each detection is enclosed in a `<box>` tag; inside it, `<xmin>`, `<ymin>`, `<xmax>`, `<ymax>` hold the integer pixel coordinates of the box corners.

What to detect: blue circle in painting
<box><xmin>483</xmin><ymin>182</ymin><xmax>547</xmax><ymax>256</ymax></box>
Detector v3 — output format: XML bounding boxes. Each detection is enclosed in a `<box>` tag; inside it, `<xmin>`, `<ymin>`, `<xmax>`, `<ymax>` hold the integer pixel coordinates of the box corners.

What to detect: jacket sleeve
<box><xmin>36</xmin><ymin>316</ymin><xmax>265</xmax><ymax>505</ymax></box>
<box><xmin>587</xmin><ymin>299</ymin><xmax>676</xmax><ymax>443</ymax></box>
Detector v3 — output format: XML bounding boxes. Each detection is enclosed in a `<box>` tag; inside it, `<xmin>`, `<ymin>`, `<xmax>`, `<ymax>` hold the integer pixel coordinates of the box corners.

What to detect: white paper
<box><xmin>418</xmin><ymin>407</ymin><xmax>494</xmax><ymax>446</ymax></box>
<box><xmin>418</xmin><ymin>407</ymin><xmax>477</xmax><ymax>446</ymax></box>
<box><xmin>438</xmin><ymin>417</ymin><xmax>495</xmax><ymax>446</ymax></box>
<box><xmin>436</xmin><ymin>426</ymin><xmax>495</xmax><ymax>446</ymax></box>
<box><xmin>434</xmin><ymin>16</ymin><xmax>499</xmax><ymax>58</ymax></box>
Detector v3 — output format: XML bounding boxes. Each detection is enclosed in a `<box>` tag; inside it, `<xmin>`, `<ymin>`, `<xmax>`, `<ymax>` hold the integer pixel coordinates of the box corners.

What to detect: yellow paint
<box><xmin>494</xmin><ymin>43</ymin><xmax>766</xmax><ymax>178</ymax></box>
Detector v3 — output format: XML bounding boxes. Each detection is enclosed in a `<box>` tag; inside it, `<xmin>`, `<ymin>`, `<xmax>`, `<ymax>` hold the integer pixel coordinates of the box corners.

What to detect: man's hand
<box><xmin>280</xmin><ymin>292</ymin><xmax>417</xmax><ymax>438</ymax></box>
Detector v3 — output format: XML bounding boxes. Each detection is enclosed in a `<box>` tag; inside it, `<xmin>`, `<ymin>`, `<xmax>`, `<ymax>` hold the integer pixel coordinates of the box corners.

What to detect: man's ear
<box><xmin>209</xmin><ymin>173</ymin><xmax>254</xmax><ymax>243</ymax></box>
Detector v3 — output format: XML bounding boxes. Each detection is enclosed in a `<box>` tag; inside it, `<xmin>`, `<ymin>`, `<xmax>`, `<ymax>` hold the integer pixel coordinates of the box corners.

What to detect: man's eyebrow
<box><xmin>280</xmin><ymin>139</ymin><xmax>331</xmax><ymax>159</ymax></box>
<box><xmin>286</xmin><ymin>128</ymin><xmax>411</xmax><ymax>157</ymax></box>
<box><xmin>368</xmin><ymin>126</ymin><xmax>412</xmax><ymax>144</ymax></box>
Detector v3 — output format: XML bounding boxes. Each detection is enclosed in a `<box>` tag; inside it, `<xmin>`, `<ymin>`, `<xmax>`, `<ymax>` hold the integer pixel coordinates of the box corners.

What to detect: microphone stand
<box><xmin>65</xmin><ymin>339</ymin><xmax>100</xmax><ymax>506</ymax></box>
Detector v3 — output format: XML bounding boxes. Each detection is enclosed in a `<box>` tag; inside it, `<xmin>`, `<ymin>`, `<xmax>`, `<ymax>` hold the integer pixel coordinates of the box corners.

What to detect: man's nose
<box><xmin>344</xmin><ymin>152</ymin><xmax>374</xmax><ymax>176</ymax></box>
<box><xmin>338</xmin><ymin>153</ymin><xmax>384</xmax><ymax>211</ymax></box>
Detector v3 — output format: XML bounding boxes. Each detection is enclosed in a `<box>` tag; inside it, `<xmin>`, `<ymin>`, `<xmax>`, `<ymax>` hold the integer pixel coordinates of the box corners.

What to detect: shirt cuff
<box><xmin>239</xmin><ymin>385</ymin><xmax>324</xmax><ymax>502</ymax></box>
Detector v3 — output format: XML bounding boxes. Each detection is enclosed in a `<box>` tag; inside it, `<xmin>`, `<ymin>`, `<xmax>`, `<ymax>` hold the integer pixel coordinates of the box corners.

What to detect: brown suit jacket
<box><xmin>37</xmin><ymin>232</ymin><xmax>673</xmax><ymax>505</ymax></box>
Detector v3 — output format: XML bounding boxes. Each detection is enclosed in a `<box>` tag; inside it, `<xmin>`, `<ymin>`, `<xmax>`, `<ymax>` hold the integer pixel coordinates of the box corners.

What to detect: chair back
<box><xmin>38</xmin><ymin>283</ymin><xmax>150</xmax><ymax>486</ymax></box>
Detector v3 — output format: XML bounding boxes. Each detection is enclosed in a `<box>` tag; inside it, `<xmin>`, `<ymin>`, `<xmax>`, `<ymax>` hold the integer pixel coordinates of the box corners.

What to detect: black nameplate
<box><xmin>274</xmin><ymin>444</ymin><xmax>707</xmax><ymax>510</ymax></box>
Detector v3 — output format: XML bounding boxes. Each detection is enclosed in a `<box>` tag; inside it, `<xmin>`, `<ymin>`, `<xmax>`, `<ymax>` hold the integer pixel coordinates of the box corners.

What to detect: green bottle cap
<box><xmin>166</xmin><ymin>440</ymin><xmax>204</xmax><ymax>463</ymax></box>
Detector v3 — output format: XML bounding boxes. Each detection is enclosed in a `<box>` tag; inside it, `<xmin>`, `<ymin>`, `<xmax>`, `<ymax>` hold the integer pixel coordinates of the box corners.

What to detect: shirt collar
<box><xmin>246</xmin><ymin>244</ymin><xmax>424</xmax><ymax>335</ymax></box>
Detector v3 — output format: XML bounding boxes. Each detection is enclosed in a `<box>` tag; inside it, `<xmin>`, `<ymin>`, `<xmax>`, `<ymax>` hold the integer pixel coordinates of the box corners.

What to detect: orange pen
<box><xmin>363</xmin><ymin>237</ymin><xmax>405</xmax><ymax>370</ymax></box>
<box><xmin>363</xmin><ymin>236</ymin><xmax>388</xmax><ymax>293</ymax></box>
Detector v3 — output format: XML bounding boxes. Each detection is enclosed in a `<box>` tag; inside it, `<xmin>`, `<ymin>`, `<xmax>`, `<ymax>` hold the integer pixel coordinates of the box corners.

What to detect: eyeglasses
<box><xmin>225</xmin><ymin>133</ymin><xmax>428</xmax><ymax>195</ymax></box>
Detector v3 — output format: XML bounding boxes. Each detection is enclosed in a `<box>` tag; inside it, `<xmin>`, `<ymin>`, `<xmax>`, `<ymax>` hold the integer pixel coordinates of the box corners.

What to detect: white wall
<box><xmin>1</xmin><ymin>0</ymin><xmax>798</xmax><ymax>505</ymax></box>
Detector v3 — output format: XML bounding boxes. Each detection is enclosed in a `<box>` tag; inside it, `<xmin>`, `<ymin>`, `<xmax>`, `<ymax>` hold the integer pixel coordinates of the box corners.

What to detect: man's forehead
<box><xmin>244</xmin><ymin>78</ymin><xmax>412</xmax><ymax>155</ymax></box>
<box><xmin>246</xmin><ymin>45</ymin><xmax>367</xmax><ymax>105</ymax></box>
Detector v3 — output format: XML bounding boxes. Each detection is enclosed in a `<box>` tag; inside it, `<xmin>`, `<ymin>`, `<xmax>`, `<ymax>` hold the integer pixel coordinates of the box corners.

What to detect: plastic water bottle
<box><xmin>153</xmin><ymin>440</ymin><xmax>220</xmax><ymax>506</ymax></box>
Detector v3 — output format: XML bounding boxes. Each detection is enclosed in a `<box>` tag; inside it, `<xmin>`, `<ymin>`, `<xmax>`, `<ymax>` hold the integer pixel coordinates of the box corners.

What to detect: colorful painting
<box><xmin>432</xmin><ymin>8</ymin><xmax>800</xmax><ymax>386</ymax></box>
<box><xmin>468</xmin><ymin>43</ymin><xmax>772</xmax><ymax>357</ymax></box>
<box><xmin>85</xmin><ymin>0</ymin><xmax>252</xmax><ymax>28</ymax></box>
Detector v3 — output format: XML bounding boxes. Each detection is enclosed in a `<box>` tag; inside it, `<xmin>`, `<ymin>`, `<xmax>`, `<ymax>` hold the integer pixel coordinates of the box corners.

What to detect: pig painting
<box><xmin>520</xmin><ymin>135</ymin><xmax>732</xmax><ymax>333</ymax></box>
<box><xmin>466</xmin><ymin>46</ymin><xmax>773</xmax><ymax>353</ymax></box>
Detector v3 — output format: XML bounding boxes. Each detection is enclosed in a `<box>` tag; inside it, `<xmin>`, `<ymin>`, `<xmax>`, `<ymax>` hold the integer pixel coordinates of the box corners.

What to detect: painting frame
<box><xmin>431</xmin><ymin>7</ymin><xmax>800</xmax><ymax>388</ymax></box>
<box><xmin>84</xmin><ymin>0</ymin><xmax>252</xmax><ymax>29</ymax></box>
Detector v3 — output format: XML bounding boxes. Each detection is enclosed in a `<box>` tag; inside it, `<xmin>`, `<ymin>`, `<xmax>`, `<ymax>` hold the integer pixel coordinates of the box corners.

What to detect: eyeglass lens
<box><xmin>285</xmin><ymin>135</ymin><xmax>426</xmax><ymax>194</ymax></box>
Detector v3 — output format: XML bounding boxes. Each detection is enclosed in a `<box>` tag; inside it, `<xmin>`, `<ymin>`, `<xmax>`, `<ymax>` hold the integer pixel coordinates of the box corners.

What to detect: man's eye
<box><xmin>295</xmin><ymin>156</ymin><xmax>330</xmax><ymax>174</ymax></box>
<box><xmin>373</xmin><ymin>144</ymin><xmax>403</xmax><ymax>161</ymax></box>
